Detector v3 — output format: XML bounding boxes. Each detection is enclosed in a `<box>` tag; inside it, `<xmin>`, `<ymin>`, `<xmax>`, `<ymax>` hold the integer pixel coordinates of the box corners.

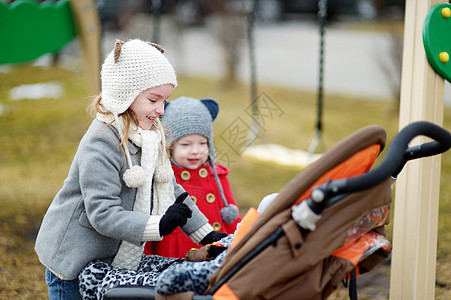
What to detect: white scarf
<box><xmin>96</xmin><ymin>113</ymin><xmax>175</xmax><ymax>270</ymax></box>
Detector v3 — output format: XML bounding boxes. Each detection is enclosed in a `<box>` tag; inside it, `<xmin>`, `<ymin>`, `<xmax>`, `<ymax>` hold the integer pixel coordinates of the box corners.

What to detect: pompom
<box><xmin>220</xmin><ymin>205</ymin><xmax>239</xmax><ymax>224</ymax></box>
<box><xmin>154</xmin><ymin>163</ymin><xmax>173</xmax><ymax>183</ymax></box>
<box><xmin>123</xmin><ymin>165</ymin><xmax>146</xmax><ymax>188</ymax></box>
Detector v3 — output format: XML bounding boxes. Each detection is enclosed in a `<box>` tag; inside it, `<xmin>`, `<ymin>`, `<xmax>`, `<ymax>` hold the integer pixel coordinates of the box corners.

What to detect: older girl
<box><xmin>35</xmin><ymin>39</ymin><xmax>225</xmax><ymax>300</ymax></box>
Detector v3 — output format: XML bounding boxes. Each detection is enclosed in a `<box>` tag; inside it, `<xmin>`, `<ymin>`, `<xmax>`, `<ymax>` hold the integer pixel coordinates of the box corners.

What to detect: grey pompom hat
<box><xmin>161</xmin><ymin>96</ymin><xmax>239</xmax><ymax>223</ymax></box>
<box><xmin>161</xmin><ymin>96</ymin><xmax>218</xmax><ymax>163</ymax></box>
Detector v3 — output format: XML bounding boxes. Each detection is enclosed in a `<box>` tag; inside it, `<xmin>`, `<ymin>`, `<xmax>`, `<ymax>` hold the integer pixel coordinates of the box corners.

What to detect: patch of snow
<box><xmin>9</xmin><ymin>82</ymin><xmax>64</xmax><ymax>100</ymax></box>
<box><xmin>242</xmin><ymin>143</ymin><xmax>322</xmax><ymax>169</ymax></box>
<box><xmin>0</xmin><ymin>65</ymin><xmax>11</xmax><ymax>73</ymax></box>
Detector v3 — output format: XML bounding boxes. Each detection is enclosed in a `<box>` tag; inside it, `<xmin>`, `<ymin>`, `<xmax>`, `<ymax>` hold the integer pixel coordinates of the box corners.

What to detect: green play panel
<box><xmin>0</xmin><ymin>0</ymin><xmax>76</xmax><ymax>64</ymax></box>
<box><xmin>423</xmin><ymin>3</ymin><xmax>451</xmax><ymax>83</ymax></box>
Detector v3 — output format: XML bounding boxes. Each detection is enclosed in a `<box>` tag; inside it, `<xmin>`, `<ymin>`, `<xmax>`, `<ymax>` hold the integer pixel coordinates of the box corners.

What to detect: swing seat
<box><xmin>99</xmin><ymin>121</ymin><xmax>450</xmax><ymax>300</ymax></box>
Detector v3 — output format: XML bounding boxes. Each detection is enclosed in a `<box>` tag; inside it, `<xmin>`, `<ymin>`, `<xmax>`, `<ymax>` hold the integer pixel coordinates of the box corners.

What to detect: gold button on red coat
<box><xmin>180</xmin><ymin>170</ymin><xmax>190</xmax><ymax>180</ymax></box>
<box><xmin>206</xmin><ymin>193</ymin><xmax>215</xmax><ymax>203</ymax></box>
<box><xmin>212</xmin><ymin>222</ymin><xmax>222</xmax><ymax>231</ymax></box>
<box><xmin>198</xmin><ymin>168</ymin><xmax>208</xmax><ymax>178</ymax></box>
<box><xmin>190</xmin><ymin>196</ymin><xmax>197</xmax><ymax>204</ymax></box>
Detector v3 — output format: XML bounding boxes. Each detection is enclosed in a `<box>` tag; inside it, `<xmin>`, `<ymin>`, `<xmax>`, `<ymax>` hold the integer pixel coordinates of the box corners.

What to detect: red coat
<box><xmin>144</xmin><ymin>163</ymin><xmax>241</xmax><ymax>258</ymax></box>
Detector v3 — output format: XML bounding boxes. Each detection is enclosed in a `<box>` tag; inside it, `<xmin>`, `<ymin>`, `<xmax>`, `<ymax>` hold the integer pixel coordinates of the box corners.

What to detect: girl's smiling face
<box><xmin>172</xmin><ymin>134</ymin><xmax>209</xmax><ymax>170</ymax></box>
<box><xmin>129</xmin><ymin>84</ymin><xmax>173</xmax><ymax>130</ymax></box>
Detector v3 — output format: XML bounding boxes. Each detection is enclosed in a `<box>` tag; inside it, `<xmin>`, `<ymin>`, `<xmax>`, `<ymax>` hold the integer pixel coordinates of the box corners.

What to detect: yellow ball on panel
<box><xmin>441</xmin><ymin>7</ymin><xmax>451</xmax><ymax>18</ymax></box>
<box><xmin>439</xmin><ymin>52</ymin><xmax>449</xmax><ymax>63</ymax></box>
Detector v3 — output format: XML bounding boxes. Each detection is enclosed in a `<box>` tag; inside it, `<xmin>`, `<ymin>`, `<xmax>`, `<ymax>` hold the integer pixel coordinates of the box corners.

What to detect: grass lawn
<box><xmin>0</xmin><ymin>64</ymin><xmax>450</xmax><ymax>299</ymax></box>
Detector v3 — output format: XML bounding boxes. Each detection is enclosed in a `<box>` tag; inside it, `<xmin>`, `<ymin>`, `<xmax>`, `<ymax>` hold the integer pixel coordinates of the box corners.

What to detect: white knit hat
<box><xmin>101</xmin><ymin>39</ymin><xmax>177</xmax><ymax>115</ymax></box>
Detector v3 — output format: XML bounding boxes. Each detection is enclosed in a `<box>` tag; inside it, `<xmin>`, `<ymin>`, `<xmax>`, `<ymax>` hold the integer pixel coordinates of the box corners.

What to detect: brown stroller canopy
<box><xmin>207</xmin><ymin>125</ymin><xmax>390</xmax><ymax>299</ymax></box>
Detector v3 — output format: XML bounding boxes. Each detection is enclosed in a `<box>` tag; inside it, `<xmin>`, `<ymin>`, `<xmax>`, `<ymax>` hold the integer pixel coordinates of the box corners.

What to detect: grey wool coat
<box><xmin>35</xmin><ymin>119</ymin><xmax>210</xmax><ymax>280</ymax></box>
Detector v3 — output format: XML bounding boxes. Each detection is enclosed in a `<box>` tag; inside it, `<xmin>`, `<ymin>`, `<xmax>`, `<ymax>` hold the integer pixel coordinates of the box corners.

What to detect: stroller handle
<box><xmin>314</xmin><ymin>121</ymin><xmax>451</xmax><ymax>200</ymax></box>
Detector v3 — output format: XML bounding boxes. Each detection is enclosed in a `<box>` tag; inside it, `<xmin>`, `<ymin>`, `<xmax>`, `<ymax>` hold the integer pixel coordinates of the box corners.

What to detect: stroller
<box><xmin>103</xmin><ymin>121</ymin><xmax>451</xmax><ymax>300</ymax></box>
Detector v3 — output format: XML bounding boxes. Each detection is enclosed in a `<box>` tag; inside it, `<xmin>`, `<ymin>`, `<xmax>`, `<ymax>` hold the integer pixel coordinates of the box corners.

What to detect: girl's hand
<box><xmin>159</xmin><ymin>193</ymin><xmax>192</xmax><ymax>236</ymax></box>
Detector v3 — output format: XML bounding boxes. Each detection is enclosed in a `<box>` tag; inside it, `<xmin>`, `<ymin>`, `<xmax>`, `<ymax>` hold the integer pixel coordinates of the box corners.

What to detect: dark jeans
<box><xmin>45</xmin><ymin>268</ymin><xmax>81</xmax><ymax>300</ymax></box>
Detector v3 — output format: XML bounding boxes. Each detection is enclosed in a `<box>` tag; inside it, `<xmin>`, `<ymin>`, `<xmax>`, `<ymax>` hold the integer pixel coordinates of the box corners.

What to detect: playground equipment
<box><xmin>240</xmin><ymin>1</ymin><xmax>450</xmax><ymax>295</ymax></box>
<box><xmin>423</xmin><ymin>3</ymin><xmax>451</xmax><ymax>83</ymax></box>
<box><xmin>390</xmin><ymin>1</ymin><xmax>450</xmax><ymax>299</ymax></box>
<box><xmin>0</xmin><ymin>0</ymin><xmax>101</xmax><ymax>95</ymax></box>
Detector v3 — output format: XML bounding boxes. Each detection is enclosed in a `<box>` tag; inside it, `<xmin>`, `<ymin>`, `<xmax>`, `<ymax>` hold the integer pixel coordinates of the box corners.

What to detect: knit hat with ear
<box><xmin>162</xmin><ymin>96</ymin><xmax>218</xmax><ymax>163</ymax></box>
<box><xmin>161</xmin><ymin>96</ymin><xmax>239</xmax><ymax>224</ymax></box>
<box><xmin>99</xmin><ymin>39</ymin><xmax>177</xmax><ymax>188</ymax></box>
<box><xmin>101</xmin><ymin>39</ymin><xmax>178</xmax><ymax>115</ymax></box>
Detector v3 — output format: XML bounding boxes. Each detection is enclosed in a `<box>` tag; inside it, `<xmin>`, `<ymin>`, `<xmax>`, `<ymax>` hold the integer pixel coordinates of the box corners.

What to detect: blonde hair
<box><xmin>90</xmin><ymin>95</ymin><xmax>138</xmax><ymax>155</ymax></box>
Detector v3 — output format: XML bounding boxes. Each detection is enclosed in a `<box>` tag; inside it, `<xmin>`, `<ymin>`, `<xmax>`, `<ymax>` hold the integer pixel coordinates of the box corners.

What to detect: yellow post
<box><xmin>69</xmin><ymin>0</ymin><xmax>101</xmax><ymax>95</ymax></box>
<box><xmin>389</xmin><ymin>0</ymin><xmax>446</xmax><ymax>299</ymax></box>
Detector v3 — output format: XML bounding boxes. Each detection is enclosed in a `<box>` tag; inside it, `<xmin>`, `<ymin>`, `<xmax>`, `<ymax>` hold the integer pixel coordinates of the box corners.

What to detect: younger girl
<box><xmin>145</xmin><ymin>96</ymin><xmax>242</xmax><ymax>258</ymax></box>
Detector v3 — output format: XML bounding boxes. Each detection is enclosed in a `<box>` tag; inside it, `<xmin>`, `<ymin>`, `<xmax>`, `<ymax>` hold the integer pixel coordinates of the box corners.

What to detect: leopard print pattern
<box><xmin>156</xmin><ymin>249</ymin><xmax>227</xmax><ymax>295</ymax></box>
<box><xmin>155</xmin><ymin>234</ymin><xmax>233</xmax><ymax>295</ymax></box>
<box><xmin>79</xmin><ymin>255</ymin><xmax>180</xmax><ymax>299</ymax></box>
<box><xmin>79</xmin><ymin>235</ymin><xmax>234</xmax><ymax>299</ymax></box>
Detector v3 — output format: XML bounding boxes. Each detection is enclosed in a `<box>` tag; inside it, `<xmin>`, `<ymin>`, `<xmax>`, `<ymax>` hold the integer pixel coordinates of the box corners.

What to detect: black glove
<box><xmin>200</xmin><ymin>231</ymin><xmax>228</xmax><ymax>246</ymax></box>
<box><xmin>208</xmin><ymin>244</ymin><xmax>228</xmax><ymax>258</ymax></box>
<box><xmin>159</xmin><ymin>192</ymin><xmax>192</xmax><ymax>236</ymax></box>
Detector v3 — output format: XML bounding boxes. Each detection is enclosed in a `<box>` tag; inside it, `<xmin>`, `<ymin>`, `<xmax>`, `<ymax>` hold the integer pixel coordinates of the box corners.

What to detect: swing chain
<box><xmin>150</xmin><ymin>0</ymin><xmax>162</xmax><ymax>43</ymax></box>
<box><xmin>309</xmin><ymin>0</ymin><xmax>328</xmax><ymax>154</ymax></box>
<box><xmin>245</xmin><ymin>0</ymin><xmax>258</xmax><ymax>113</ymax></box>
<box><xmin>317</xmin><ymin>0</ymin><xmax>327</xmax><ymax>134</ymax></box>
<box><xmin>245</xmin><ymin>0</ymin><xmax>259</xmax><ymax>147</ymax></box>
<box><xmin>318</xmin><ymin>0</ymin><xmax>328</xmax><ymax>24</ymax></box>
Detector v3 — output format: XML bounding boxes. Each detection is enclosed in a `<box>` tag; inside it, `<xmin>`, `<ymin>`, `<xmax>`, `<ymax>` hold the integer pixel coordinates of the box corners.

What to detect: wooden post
<box><xmin>389</xmin><ymin>0</ymin><xmax>446</xmax><ymax>299</ymax></box>
<box><xmin>69</xmin><ymin>0</ymin><xmax>101</xmax><ymax>95</ymax></box>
